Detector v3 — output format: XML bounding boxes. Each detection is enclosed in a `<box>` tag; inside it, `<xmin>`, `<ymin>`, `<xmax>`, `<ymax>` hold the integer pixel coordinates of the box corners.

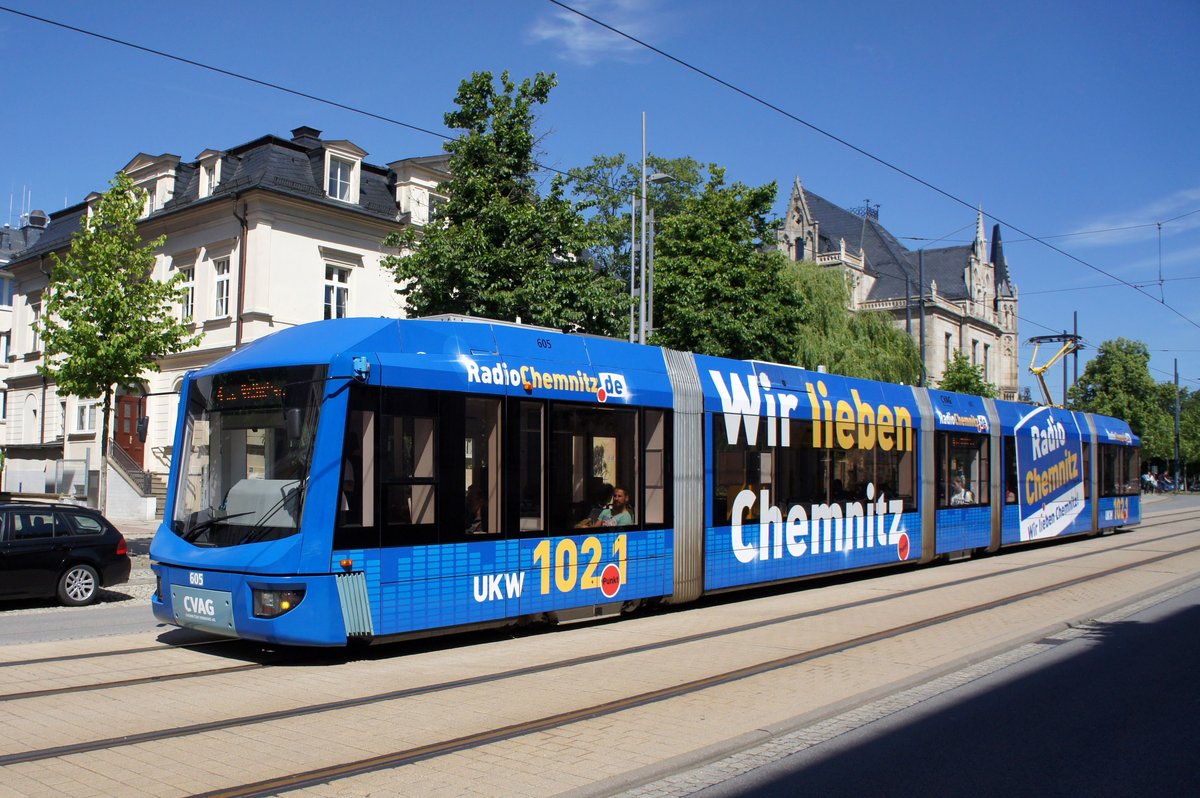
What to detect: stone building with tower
<box><xmin>777</xmin><ymin>178</ymin><xmax>1020</xmax><ymax>399</ymax></box>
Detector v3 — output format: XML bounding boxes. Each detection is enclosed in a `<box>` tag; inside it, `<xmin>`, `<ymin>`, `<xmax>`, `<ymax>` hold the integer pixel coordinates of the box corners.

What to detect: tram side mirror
<box><xmin>136</xmin><ymin>416</ymin><xmax>149</xmax><ymax>443</ymax></box>
<box><xmin>286</xmin><ymin>408</ymin><xmax>303</xmax><ymax>440</ymax></box>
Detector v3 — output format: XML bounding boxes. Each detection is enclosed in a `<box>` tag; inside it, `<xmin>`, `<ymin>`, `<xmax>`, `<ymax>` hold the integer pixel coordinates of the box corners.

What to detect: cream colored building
<box><xmin>1</xmin><ymin>126</ymin><xmax>446</xmax><ymax>517</ymax></box>
<box><xmin>778</xmin><ymin>178</ymin><xmax>1019</xmax><ymax>398</ymax></box>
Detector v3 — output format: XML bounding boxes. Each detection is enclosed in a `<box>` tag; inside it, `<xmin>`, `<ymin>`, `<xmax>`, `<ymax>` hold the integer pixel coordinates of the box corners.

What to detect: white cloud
<box><xmin>1065</xmin><ymin>186</ymin><xmax>1200</xmax><ymax>248</ymax></box>
<box><xmin>528</xmin><ymin>0</ymin><xmax>658</xmax><ymax>66</ymax></box>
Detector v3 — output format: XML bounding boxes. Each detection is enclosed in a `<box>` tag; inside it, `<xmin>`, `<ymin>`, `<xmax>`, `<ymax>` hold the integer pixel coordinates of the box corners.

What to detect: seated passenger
<box><xmin>576</xmin><ymin>480</ymin><xmax>613</xmax><ymax>528</ymax></box>
<box><xmin>466</xmin><ymin>484</ymin><xmax>485</xmax><ymax>533</ymax></box>
<box><xmin>950</xmin><ymin>476</ymin><xmax>974</xmax><ymax>506</ymax></box>
<box><xmin>597</xmin><ymin>486</ymin><xmax>634</xmax><ymax>527</ymax></box>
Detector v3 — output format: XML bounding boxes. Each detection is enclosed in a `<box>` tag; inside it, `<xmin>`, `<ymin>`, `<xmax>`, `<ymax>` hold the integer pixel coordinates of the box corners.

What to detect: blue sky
<box><xmin>2</xmin><ymin>0</ymin><xmax>1198</xmax><ymax>398</ymax></box>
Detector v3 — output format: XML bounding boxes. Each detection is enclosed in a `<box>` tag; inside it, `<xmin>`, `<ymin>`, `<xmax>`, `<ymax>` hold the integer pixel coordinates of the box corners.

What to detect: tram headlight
<box><xmin>252</xmin><ymin>588</ymin><xmax>306</xmax><ymax>618</ymax></box>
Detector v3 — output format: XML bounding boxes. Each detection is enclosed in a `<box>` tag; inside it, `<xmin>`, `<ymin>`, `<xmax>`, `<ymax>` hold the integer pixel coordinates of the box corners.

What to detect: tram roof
<box><xmin>194</xmin><ymin>317</ymin><xmax>402</xmax><ymax>377</ymax></box>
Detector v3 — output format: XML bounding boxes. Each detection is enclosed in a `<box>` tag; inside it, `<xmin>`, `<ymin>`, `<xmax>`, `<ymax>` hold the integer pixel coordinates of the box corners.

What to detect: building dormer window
<box><xmin>328</xmin><ymin>156</ymin><xmax>354</xmax><ymax>201</ymax></box>
<box><xmin>202</xmin><ymin>161</ymin><xmax>221</xmax><ymax>197</ymax></box>
<box><xmin>323</xmin><ymin>142</ymin><xmax>365</xmax><ymax>204</ymax></box>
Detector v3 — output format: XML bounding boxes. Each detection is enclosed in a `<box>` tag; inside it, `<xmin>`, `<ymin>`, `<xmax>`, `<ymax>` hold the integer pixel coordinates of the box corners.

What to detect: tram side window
<box><xmin>712</xmin><ymin>413</ymin><xmax>917</xmax><ymax>522</ymax></box>
<box><xmin>339</xmin><ymin>409</ymin><xmax>375</xmax><ymax>528</ymax></box>
<box><xmin>937</xmin><ymin>432</ymin><xmax>989</xmax><ymax>508</ymax></box>
<box><xmin>1099</xmin><ymin>444</ymin><xmax>1139</xmax><ymax>497</ymax></box>
<box><xmin>1121</xmin><ymin>447</ymin><xmax>1140</xmax><ymax>495</ymax></box>
<box><xmin>549</xmin><ymin>404</ymin><xmax>639</xmax><ymax>531</ymax></box>
<box><xmin>713</xmin><ymin>414</ymin><xmax>769</xmax><ymax>523</ymax></box>
<box><xmin>1081</xmin><ymin>441</ymin><xmax>1091</xmax><ymax>498</ymax></box>
<box><xmin>1003</xmin><ymin>437</ymin><xmax>1018</xmax><ymax>504</ymax></box>
<box><xmin>1098</xmin><ymin>444</ymin><xmax>1119</xmax><ymax>496</ymax></box>
<box><xmin>874</xmin><ymin>443</ymin><xmax>918</xmax><ymax>512</ymax></box>
<box><xmin>643</xmin><ymin>409</ymin><xmax>668</xmax><ymax>525</ymax></box>
<box><xmin>517</xmin><ymin>401</ymin><xmax>544</xmax><ymax>533</ymax></box>
<box><xmin>379</xmin><ymin>390</ymin><xmax>438</xmax><ymax>543</ymax></box>
<box><xmin>828</xmin><ymin>445</ymin><xmax>916</xmax><ymax>510</ymax></box>
<box><xmin>463</xmin><ymin>397</ymin><xmax>501</xmax><ymax>535</ymax></box>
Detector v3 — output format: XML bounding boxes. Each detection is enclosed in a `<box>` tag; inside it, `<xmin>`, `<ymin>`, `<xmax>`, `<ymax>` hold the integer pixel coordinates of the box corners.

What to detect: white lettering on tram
<box><xmin>709</xmin><ymin>370</ymin><xmax>800</xmax><ymax>448</ymax></box>
<box><xmin>183</xmin><ymin>595</ymin><xmax>216</xmax><ymax>617</ymax></box>
<box><xmin>473</xmin><ymin>571</ymin><xmax>525</xmax><ymax>602</ymax></box>
<box><xmin>730</xmin><ymin>482</ymin><xmax>906</xmax><ymax>563</ymax></box>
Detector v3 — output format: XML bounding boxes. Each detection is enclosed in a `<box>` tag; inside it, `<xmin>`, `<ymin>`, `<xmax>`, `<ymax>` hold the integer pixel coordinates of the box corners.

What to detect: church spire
<box><xmin>991</xmin><ymin>223</ymin><xmax>1012</xmax><ymax>294</ymax></box>
<box><xmin>974</xmin><ymin>207</ymin><xmax>987</xmax><ymax>262</ymax></box>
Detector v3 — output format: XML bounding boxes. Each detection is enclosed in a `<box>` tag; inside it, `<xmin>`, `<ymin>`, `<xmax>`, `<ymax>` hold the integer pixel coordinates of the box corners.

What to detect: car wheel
<box><xmin>58</xmin><ymin>564</ymin><xmax>100</xmax><ymax>607</ymax></box>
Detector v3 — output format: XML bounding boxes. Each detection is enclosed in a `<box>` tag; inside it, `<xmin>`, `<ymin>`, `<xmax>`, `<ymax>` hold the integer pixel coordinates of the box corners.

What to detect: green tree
<box><xmin>1156</xmin><ymin>383</ymin><xmax>1199</xmax><ymax>480</ymax></box>
<box><xmin>39</xmin><ymin>172</ymin><xmax>201</xmax><ymax>509</ymax></box>
<box><xmin>1067</xmin><ymin>338</ymin><xmax>1171</xmax><ymax>459</ymax></box>
<box><xmin>567</xmin><ymin>153</ymin><xmax>703</xmax><ymax>279</ymax></box>
<box><xmin>650</xmin><ymin>168</ymin><xmax>803</xmax><ymax>362</ymax></box>
<box><xmin>383</xmin><ymin>71</ymin><xmax>626</xmax><ymax>335</ymax></box>
<box><xmin>938</xmin><ymin>351</ymin><xmax>999</xmax><ymax>398</ymax></box>
<box><xmin>1181</xmin><ymin>389</ymin><xmax>1200</xmax><ymax>478</ymax></box>
<box><xmin>787</xmin><ymin>260</ymin><xmax>922</xmax><ymax>384</ymax></box>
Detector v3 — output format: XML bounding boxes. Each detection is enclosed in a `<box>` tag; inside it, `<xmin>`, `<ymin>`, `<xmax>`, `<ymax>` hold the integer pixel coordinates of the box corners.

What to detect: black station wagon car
<box><xmin>0</xmin><ymin>503</ymin><xmax>131</xmax><ymax>606</ymax></box>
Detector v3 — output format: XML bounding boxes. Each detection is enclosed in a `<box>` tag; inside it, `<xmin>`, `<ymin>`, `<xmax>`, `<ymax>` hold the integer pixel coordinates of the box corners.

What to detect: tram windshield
<box><xmin>171</xmin><ymin>365</ymin><xmax>326</xmax><ymax>547</ymax></box>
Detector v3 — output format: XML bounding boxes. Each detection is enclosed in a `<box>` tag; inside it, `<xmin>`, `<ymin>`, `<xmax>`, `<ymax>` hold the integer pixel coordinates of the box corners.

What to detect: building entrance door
<box><xmin>114</xmin><ymin>395</ymin><xmax>144</xmax><ymax>466</ymax></box>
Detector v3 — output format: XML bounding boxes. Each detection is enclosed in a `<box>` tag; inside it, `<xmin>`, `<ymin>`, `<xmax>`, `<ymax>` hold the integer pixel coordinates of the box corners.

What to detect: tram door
<box><xmin>115</xmin><ymin>395</ymin><xmax>145</xmax><ymax>466</ymax></box>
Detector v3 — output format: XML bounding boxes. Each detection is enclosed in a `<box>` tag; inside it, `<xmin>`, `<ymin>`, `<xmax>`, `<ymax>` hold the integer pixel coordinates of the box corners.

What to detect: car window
<box><xmin>67</xmin><ymin>512</ymin><xmax>105</xmax><ymax>536</ymax></box>
<box><xmin>11</xmin><ymin>511</ymin><xmax>58</xmax><ymax>540</ymax></box>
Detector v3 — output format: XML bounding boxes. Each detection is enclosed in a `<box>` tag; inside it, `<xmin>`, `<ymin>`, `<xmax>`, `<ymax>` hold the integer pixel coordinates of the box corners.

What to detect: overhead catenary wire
<box><xmin>1</xmin><ymin>4</ymin><xmax>1194</xmax><ymax>387</ymax></box>
<box><xmin>545</xmin><ymin>0</ymin><xmax>1200</xmax><ymax>334</ymax></box>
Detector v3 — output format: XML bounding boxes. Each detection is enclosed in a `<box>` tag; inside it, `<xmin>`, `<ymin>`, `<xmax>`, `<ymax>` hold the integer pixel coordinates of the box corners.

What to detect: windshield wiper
<box><xmin>238</xmin><ymin>498</ymin><xmax>302</xmax><ymax>546</ymax></box>
<box><xmin>181</xmin><ymin>511</ymin><xmax>255</xmax><ymax>543</ymax></box>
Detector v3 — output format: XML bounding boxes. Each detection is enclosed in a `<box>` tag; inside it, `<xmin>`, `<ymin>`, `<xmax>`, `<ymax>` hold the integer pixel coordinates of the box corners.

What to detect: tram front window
<box><xmin>171</xmin><ymin>365</ymin><xmax>325</xmax><ymax>547</ymax></box>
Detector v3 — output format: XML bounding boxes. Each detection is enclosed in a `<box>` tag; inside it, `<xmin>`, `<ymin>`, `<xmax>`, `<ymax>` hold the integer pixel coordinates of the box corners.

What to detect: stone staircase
<box><xmin>109</xmin><ymin>443</ymin><xmax>169</xmax><ymax>517</ymax></box>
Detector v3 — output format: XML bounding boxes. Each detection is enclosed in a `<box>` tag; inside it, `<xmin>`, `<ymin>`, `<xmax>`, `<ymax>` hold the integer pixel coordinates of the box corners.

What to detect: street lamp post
<box><xmin>630</xmin><ymin>112</ymin><xmax>675</xmax><ymax>345</ymax></box>
<box><xmin>644</xmin><ymin>172</ymin><xmax>675</xmax><ymax>340</ymax></box>
<box><xmin>639</xmin><ymin>114</ymin><xmax>648</xmax><ymax>345</ymax></box>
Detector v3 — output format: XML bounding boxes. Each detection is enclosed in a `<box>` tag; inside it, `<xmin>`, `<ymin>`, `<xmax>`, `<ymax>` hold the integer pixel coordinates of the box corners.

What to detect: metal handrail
<box><xmin>109</xmin><ymin>440</ymin><xmax>152</xmax><ymax>494</ymax></box>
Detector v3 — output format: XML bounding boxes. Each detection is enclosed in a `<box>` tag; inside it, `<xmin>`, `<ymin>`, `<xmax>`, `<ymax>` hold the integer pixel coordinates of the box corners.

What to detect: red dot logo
<box><xmin>599</xmin><ymin>563</ymin><xmax>621</xmax><ymax>598</ymax></box>
<box><xmin>897</xmin><ymin>532</ymin><xmax>911</xmax><ymax>561</ymax></box>
<box><xmin>597</xmin><ymin>387</ymin><xmax>608</xmax><ymax>403</ymax></box>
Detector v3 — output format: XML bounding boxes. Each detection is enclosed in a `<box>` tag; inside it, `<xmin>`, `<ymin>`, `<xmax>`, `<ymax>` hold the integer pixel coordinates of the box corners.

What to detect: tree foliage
<box><xmin>650</xmin><ymin>168</ymin><xmax>803</xmax><ymax>362</ymax></box>
<box><xmin>1180</xmin><ymin>388</ymin><xmax>1200</xmax><ymax>468</ymax></box>
<box><xmin>39</xmin><ymin>171</ymin><xmax>201</xmax><ymax>504</ymax></box>
<box><xmin>383</xmin><ymin>71</ymin><xmax>626</xmax><ymax>335</ymax></box>
<box><xmin>1067</xmin><ymin>338</ymin><xmax>1172</xmax><ymax>458</ymax></box>
<box><xmin>1152</xmin><ymin>383</ymin><xmax>1198</xmax><ymax>472</ymax></box>
<box><xmin>40</xmin><ymin>172</ymin><xmax>200</xmax><ymax>398</ymax></box>
<box><xmin>787</xmin><ymin>260</ymin><xmax>922</xmax><ymax>384</ymax></box>
<box><xmin>567</xmin><ymin>153</ymin><xmax>703</xmax><ymax>280</ymax></box>
<box><xmin>938</xmin><ymin>351</ymin><xmax>999</xmax><ymax>398</ymax></box>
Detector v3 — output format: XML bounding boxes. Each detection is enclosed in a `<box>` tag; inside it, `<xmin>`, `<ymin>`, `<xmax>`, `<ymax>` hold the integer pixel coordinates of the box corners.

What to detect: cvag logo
<box><xmin>183</xmin><ymin>595</ymin><xmax>216</xmax><ymax>617</ymax></box>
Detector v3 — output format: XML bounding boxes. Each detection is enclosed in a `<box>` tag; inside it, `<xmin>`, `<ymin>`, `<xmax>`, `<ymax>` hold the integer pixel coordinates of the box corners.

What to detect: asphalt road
<box><xmin>697</xmin><ymin>583</ymin><xmax>1200</xmax><ymax>798</ymax></box>
<box><xmin>0</xmin><ymin>529</ymin><xmax>163</xmax><ymax>646</ymax></box>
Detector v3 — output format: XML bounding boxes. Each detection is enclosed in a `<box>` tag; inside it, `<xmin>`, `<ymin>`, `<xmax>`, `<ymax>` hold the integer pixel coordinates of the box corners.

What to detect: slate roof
<box><xmin>4</xmin><ymin>128</ymin><xmax>438</xmax><ymax>267</ymax></box>
<box><xmin>803</xmin><ymin>190</ymin><xmax>920</xmax><ymax>299</ymax></box>
<box><xmin>803</xmin><ymin>189</ymin><xmax>1015</xmax><ymax>303</ymax></box>
<box><xmin>1</xmin><ymin>222</ymin><xmax>45</xmax><ymax>264</ymax></box>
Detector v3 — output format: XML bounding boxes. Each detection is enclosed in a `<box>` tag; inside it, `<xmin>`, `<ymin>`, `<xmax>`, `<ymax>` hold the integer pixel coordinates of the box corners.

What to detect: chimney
<box><xmin>291</xmin><ymin>126</ymin><xmax>323</xmax><ymax>149</ymax></box>
<box><xmin>25</xmin><ymin>210</ymin><xmax>49</xmax><ymax>229</ymax></box>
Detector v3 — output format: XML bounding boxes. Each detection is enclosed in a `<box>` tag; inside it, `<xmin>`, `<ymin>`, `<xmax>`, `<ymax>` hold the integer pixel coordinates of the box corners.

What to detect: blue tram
<box><xmin>150</xmin><ymin>317</ymin><xmax>1141</xmax><ymax>645</ymax></box>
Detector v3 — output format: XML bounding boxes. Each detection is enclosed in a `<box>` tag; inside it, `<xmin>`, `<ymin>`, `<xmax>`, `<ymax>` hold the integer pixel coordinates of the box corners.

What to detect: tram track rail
<box><xmin>198</xmin><ymin>534</ymin><xmax>1200</xmax><ymax>798</ymax></box>
<box><xmin>0</xmin><ymin>513</ymin><xmax>1195</xmax><ymax>705</ymax></box>
<box><xmin>1</xmin><ymin>517</ymin><xmax>1197</xmax><ymax>786</ymax></box>
<box><xmin>3</xmin><ymin>506</ymin><xmax>1192</xmax><ymax>676</ymax></box>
